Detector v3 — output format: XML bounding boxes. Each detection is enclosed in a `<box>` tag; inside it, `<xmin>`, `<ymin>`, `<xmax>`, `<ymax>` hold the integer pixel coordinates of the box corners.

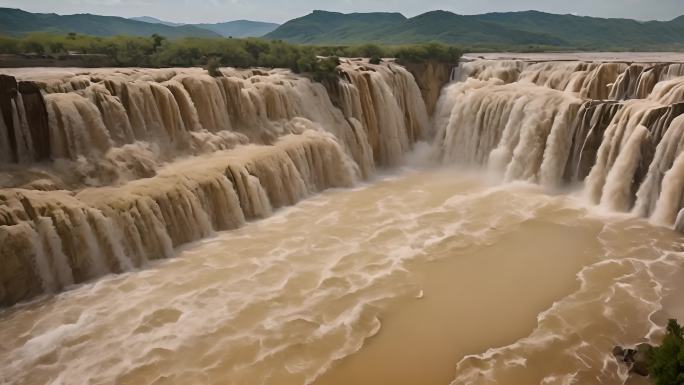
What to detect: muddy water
<box><xmin>0</xmin><ymin>168</ymin><xmax>682</xmax><ymax>385</ymax></box>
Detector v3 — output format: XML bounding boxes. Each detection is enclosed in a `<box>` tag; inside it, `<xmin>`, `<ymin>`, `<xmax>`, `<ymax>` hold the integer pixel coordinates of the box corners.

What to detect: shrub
<box><xmin>348</xmin><ymin>43</ymin><xmax>383</xmax><ymax>59</ymax></box>
<box><xmin>393</xmin><ymin>42</ymin><xmax>462</xmax><ymax>65</ymax></box>
<box><xmin>313</xmin><ymin>56</ymin><xmax>340</xmax><ymax>82</ymax></box>
<box><xmin>0</xmin><ymin>34</ymin><xmax>462</xmax><ymax>81</ymax></box>
<box><xmin>650</xmin><ymin>319</ymin><xmax>684</xmax><ymax>385</ymax></box>
<box><xmin>206</xmin><ymin>56</ymin><xmax>222</xmax><ymax>77</ymax></box>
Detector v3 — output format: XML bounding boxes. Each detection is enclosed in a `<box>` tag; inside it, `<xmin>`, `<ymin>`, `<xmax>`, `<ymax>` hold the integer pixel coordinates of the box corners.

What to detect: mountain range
<box><xmin>0</xmin><ymin>8</ymin><xmax>219</xmax><ymax>38</ymax></box>
<box><xmin>3</xmin><ymin>7</ymin><xmax>684</xmax><ymax>50</ymax></box>
<box><xmin>0</xmin><ymin>8</ymin><xmax>278</xmax><ymax>39</ymax></box>
<box><xmin>265</xmin><ymin>10</ymin><xmax>684</xmax><ymax>49</ymax></box>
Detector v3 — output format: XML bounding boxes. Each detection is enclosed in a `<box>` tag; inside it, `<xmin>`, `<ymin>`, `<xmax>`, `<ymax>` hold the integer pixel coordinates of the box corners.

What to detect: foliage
<box><xmin>0</xmin><ymin>33</ymin><xmax>462</xmax><ymax>80</ymax></box>
<box><xmin>206</xmin><ymin>56</ymin><xmax>223</xmax><ymax>77</ymax></box>
<box><xmin>348</xmin><ymin>43</ymin><xmax>384</xmax><ymax>59</ymax></box>
<box><xmin>393</xmin><ymin>43</ymin><xmax>462</xmax><ymax>64</ymax></box>
<box><xmin>650</xmin><ymin>319</ymin><xmax>684</xmax><ymax>385</ymax></box>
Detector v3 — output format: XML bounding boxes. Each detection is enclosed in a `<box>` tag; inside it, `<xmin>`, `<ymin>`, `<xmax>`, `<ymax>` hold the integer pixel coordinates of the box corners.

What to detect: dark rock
<box><xmin>18</xmin><ymin>81</ymin><xmax>50</xmax><ymax>161</ymax></box>
<box><xmin>613</xmin><ymin>344</ymin><xmax>653</xmax><ymax>377</ymax></box>
<box><xmin>631</xmin><ymin>343</ymin><xmax>653</xmax><ymax>377</ymax></box>
<box><xmin>403</xmin><ymin>60</ymin><xmax>453</xmax><ymax>116</ymax></box>
<box><xmin>0</xmin><ymin>74</ymin><xmax>18</xmax><ymax>162</ymax></box>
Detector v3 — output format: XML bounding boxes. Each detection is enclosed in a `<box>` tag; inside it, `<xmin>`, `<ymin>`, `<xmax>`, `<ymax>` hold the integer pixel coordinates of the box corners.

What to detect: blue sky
<box><xmin>1</xmin><ymin>0</ymin><xmax>682</xmax><ymax>24</ymax></box>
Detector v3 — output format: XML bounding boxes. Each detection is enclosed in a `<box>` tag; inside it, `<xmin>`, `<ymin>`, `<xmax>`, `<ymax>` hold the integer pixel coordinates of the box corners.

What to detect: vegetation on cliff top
<box><xmin>0</xmin><ymin>33</ymin><xmax>462</xmax><ymax>72</ymax></box>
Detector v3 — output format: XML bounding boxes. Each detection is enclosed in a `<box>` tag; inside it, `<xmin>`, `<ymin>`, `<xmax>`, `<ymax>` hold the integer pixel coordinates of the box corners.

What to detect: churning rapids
<box><xmin>2</xmin><ymin>53</ymin><xmax>684</xmax><ymax>385</ymax></box>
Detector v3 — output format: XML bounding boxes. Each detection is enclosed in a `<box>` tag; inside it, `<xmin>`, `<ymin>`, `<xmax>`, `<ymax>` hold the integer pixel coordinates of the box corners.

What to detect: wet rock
<box><xmin>18</xmin><ymin>81</ymin><xmax>51</xmax><ymax>161</ymax></box>
<box><xmin>403</xmin><ymin>60</ymin><xmax>453</xmax><ymax>115</ymax></box>
<box><xmin>613</xmin><ymin>345</ymin><xmax>627</xmax><ymax>360</ymax></box>
<box><xmin>632</xmin><ymin>343</ymin><xmax>653</xmax><ymax>376</ymax></box>
<box><xmin>0</xmin><ymin>74</ymin><xmax>18</xmax><ymax>162</ymax></box>
<box><xmin>613</xmin><ymin>343</ymin><xmax>653</xmax><ymax>377</ymax></box>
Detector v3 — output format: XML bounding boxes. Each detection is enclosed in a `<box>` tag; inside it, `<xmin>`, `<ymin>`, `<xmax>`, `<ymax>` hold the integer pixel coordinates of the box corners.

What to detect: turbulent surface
<box><xmin>1</xmin><ymin>169</ymin><xmax>681</xmax><ymax>385</ymax></box>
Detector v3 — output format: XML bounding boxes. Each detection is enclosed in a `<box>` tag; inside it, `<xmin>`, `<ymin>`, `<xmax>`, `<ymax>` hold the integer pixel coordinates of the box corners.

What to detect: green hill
<box><xmin>266</xmin><ymin>9</ymin><xmax>684</xmax><ymax>49</ymax></box>
<box><xmin>370</xmin><ymin>11</ymin><xmax>566</xmax><ymax>46</ymax></box>
<box><xmin>265</xmin><ymin>10</ymin><xmax>407</xmax><ymax>44</ymax></box>
<box><xmin>0</xmin><ymin>8</ymin><xmax>220</xmax><ymax>38</ymax></box>
<box><xmin>472</xmin><ymin>11</ymin><xmax>684</xmax><ymax>48</ymax></box>
<box><xmin>6</xmin><ymin>7</ymin><xmax>684</xmax><ymax>50</ymax></box>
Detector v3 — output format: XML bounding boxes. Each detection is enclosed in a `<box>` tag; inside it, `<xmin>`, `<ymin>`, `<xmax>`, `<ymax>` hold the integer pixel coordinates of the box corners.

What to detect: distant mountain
<box><xmin>472</xmin><ymin>11</ymin><xmax>680</xmax><ymax>47</ymax></box>
<box><xmin>129</xmin><ymin>16</ymin><xmax>183</xmax><ymax>27</ymax></box>
<box><xmin>6</xmin><ymin>7</ymin><xmax>684</xmax><ymax>49</ymax></box>
<box><xmin>266</xmin><ymin>9</ymin><xmax>684</xmax><ymax>49</ymax></box>
<box><xmin>192</xmin><ymin>20</ymin><xmax>279</xmax><ymax>38</ymax></box>
<box><xmin>0</xmin><ymin>8</ymin><xmax>220</xmax><ymax>38</ymax></box>
<box><xmin>265</xmin><ymin>10</ymin><xmax>406</xmax><ymax>44</ymax></box>
<box><xmin>130</xmin><ymin>16</ymin><xmax>278</xmax><ymax>38</ymax></box>
<box><xmin>371</xmin><ymin>10</ymin><xmax>566</xmax><ymax>46</ymax></box>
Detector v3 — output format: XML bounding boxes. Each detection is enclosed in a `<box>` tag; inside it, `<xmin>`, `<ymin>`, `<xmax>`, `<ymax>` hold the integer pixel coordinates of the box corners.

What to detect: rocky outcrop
<box><xmin>0</xmin><ymin>74</ymin><xmax>18</xmax><ymax>162</ymax></box>
<box><xmin>613</xmin><ymin>343</ymin><xmax>654</xmax><ymax>377</ymax></box>
<box><xmin>0</xmin><ymin>75</ymin><xmax>51</xmax><ymax>163</ymax></box>
<box><xmin>403</xmin><ymin>60</ymin><xmax>454</xmax><ymax>116</ymax></box>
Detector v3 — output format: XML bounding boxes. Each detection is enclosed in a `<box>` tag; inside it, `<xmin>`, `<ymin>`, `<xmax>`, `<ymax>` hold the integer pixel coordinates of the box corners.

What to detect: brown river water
<box><xmin>2</xmin><ymin>167</ymin><xmax>682</xmax><ymax>385</ymax></box>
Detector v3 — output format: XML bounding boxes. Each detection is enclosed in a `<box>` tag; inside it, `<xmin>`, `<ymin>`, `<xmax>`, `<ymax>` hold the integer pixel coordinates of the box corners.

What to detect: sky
<box><xmin>1</xmin><ymin>0</ymin><xmax>683</xmax><ymax>24</ymax></box>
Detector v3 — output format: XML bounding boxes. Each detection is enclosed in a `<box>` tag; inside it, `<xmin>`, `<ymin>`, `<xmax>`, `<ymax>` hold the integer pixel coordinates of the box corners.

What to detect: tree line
<box><xmin>0</xmin><ymin>33</ymin><xmax>462</xmax><ymax>76</ymax></box>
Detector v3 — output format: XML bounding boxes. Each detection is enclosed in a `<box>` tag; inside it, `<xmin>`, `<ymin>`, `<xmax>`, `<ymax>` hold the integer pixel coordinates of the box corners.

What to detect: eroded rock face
<box><xmin>403</xmin><ymin>60</ymin><xmax>454</xmax><ymax>116</ymax></box>
<box><xmin>17</xmin><ymin>81</ymin><xmax>50</xmax><ymax>160</ymax></box>
<box><xmin>0</xmin><ymin>75</ymin><xmax>51</xmax><ymax>163</ymax></box>
<box><xmin>0</xmin><ymin>74</ymin><xmax>18</xmax><ymax>162</ymax></box>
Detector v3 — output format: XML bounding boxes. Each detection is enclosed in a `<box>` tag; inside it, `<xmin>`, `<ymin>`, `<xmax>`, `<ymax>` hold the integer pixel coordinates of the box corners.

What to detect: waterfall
<box><xmin>337</xmin><ymin>61</ymin><xmax>429</xmax><ymax>167</ymax></box>
<box><xmin>0</xmin><ymin>61</ymin><xmax>429</xmax><ymax>306</ymax></box>
<box><xmin>434</xmin><ymin>78</ymin><xmax>582</xmax><ymax>185</ymax></box>
<box><xmin>437</xmin><ymin>58</ymin><xmax>684</xmax><ymax>228</ymax></box>
<box><xmin>5</xmin><ymin>56</ymin><xmax>684</xmax><ymax>307</ymax></box>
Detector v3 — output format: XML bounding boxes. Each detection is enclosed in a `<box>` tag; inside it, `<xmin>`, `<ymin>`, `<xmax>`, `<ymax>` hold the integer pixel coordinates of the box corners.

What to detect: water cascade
<box><xmin>5</xmin><ymin>56</ymin><xmax>684</xmax><ymax>309</ymax></box>
<box><xmin>436</xmin><ymin>57</ymin><xmax>684</xmax><ymax>229</ymax></box>
<box><xmin>0</xmin><ymin>62</ymin><xmax>429</xmax><ymax>306</ymax></box>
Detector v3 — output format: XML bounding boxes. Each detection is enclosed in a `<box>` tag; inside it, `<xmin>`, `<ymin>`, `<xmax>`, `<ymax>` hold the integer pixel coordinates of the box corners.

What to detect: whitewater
<box><xmin>2</xmin><ymin>53</ymin><xmax>684</xmax><ymax>385</ymax></box>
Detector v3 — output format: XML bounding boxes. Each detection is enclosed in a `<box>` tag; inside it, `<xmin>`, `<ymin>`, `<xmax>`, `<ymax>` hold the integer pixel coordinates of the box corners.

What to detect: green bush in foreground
<box><xmin>650</xmin><ymin>319</ymin><xmax>684</xmax><ymax>385</ymax></box>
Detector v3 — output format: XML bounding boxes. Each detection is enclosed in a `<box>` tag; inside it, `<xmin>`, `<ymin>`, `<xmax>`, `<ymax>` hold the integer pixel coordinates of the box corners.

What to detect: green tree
<box><xmin>0</xmin><ymin>35</ymin><xmax>19</xmax><ymax>53</ymax></box>
<box><xmin>206</xmin><ymin>56</ymin><xmax>222</xmax><ymax>77</ymax></box>
<box><xmin>20</xmin><ymin>38</ymin><xmax>45</xmax><ymax>55</ymax></box>
<box><xmin>650</xmin><ymin>319</ymin><xmax>684</xmax><ymax>385</ymax></box>
<box><xmin>151</xmin><ymin>33</ymin><xmax>166</xmax><ymax>53</ymax></box>
<box><xmin>351</xmin><ymin>43</ymin><xmax>384</xmax><ymax>58</ymax></box>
